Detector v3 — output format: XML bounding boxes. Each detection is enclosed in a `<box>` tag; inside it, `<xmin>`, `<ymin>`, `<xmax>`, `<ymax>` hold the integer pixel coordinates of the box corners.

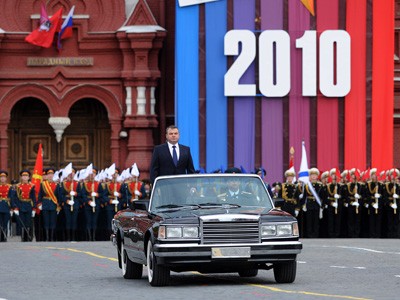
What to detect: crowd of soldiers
<box><xmin>0</xmin><ymin>165</ymin><xmax>151</xmax><ymax>242</ymax></box>
<box><xmin>1</xmin><ymin>164</ymin><xmax>400</xmax><ymax>242</ymax></box>
<box><xmin>272</xmin><ymin>167</ymin><xmax>400</xmax><ymax>239</ymax></box>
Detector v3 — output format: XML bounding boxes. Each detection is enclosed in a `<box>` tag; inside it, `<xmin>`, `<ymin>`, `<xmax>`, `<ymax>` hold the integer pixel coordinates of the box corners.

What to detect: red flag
<box><xmin>31</xmin><ymin>143</ymin><xmax>43</xmax><ymax>199</ymax></box>
<box><xmin>25</xmin><ymin>8</ymin><xmax>63</xmax><ymax>48</ymax></box>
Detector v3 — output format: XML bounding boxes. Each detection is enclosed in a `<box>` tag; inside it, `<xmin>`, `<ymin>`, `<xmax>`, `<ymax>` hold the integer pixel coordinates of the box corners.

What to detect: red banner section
<box><xmin>344</xmin><ymin>0</ymin><xmax>367</xmax><ymax>169</ymax></box>
<box><xmin>371</xmin><ymin>1</ymin><xmax>394</xmax><ymax>170</ymax></box>
<box><xmin>316</xmin><ymin>0</ymin><xmax>339</xmax><ymax>171</ymax></box>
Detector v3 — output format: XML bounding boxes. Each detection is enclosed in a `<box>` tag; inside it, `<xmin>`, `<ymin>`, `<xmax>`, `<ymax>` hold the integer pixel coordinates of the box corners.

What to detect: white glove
<box><xmin>302</xmin><ymin>205</ymin><xmax>307</xmax><ymax>212</ymax></box>
<box><xmin>68</xmin><ymin>200</ymin><xmax>74</xmax><ymax>206</ymax></box>
<box><xmin>113</xmin><ymin>191</ymin><xmax>119</xmax><ymax>197</ymax></box>
<box><xmin>354</xmin><ymin>193</ymin><xmax>361</xmax><ymax>199</ymax></box>
<box><xmin>352</xmin><ymin>202</ymin><xmax>360</xmax><ymax>207</ymax></box>
<box><xmin>391</xmin><ymin>203</ymin><xmax>398</xmax><ymax>209</ymax></box>
<box><xmin>334</xmin><ymin>194</ymin><xmax>340</xmax><ymax>199</ymax></box>
<box><xmin>393</xmin><ymin>194</ymin><xmax>399</xmax><ymax>199</ymax></box>
<box><xmin>89</xmin><ymin>201</ymin><xmax>96</xmax><ymax>207</ymax></box>
<box><xmin>373</xmin><ymin>203</ymin><xmax>379</xmax><ymax>209</ymax></box>
<box><xmin>111</xmin><ymin>199</ymin><xmax>119</xmax><ymax>205</ymax></box>
<box><xmin>294</xmin><ymin>210</ymin><xmax>299</xmax><ymax>217</ymax></box>
<box><xmin>319</xmin><ymin>208</ymin><xmax>323</xmax><ymax>219</ymax></box>
<box><xmin>14</xmin><ymin>210</ymin><xmax>19</xmax><ymax>216</ymax></box>
<box><xmin>134</xmin><ymin>190</ymin><xmax>141</xmax><ymax>196</ymax></box>
<box><xmin>38</xmin><ymin>204</ymin><xmax>42</xmax><ymax>211</ymax></box>
<box><xmin>299</xmin><ymin>193</ymin><xmax>304</xmax><ymax>199</ymax></box>
<box><xmin>31</xmin><ymin>210</ymin><xmax>36</xmax><ymax>218</ymax></box>
<box><xmin>364</xmin><ymin>204</ymin><xmax>369</xmax><ymax>208</ymax></box>
<box><xmin>374</xmin><ymin>193</ymin><xmax>381</xmax><ymax>198</ymax></box>
<box><xmin>70</xmin><ymin>191</ymin><xmax>76</xmax><ymax>196</ymax></box>
<box><xmin>91</xmin><ymin>192</ymin><xmax>97</xmax><ymax>197</ymax></box>
<box><xmin>10</xmin><ymin>210</ymin><xmax>13</xmax><ymax>216</ymax></box>
<box><xmin>344</xmin><ymin>203</ymin><xmax>348</xmax><ymax>208</ymax></box>
<box><xmin>332</xmin><ymin>202</ymin><xmax>338</xmax><ymax>208</ymax></box>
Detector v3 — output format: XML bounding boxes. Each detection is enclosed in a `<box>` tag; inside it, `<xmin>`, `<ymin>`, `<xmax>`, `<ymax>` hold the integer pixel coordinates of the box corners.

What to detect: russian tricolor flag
<box><xmin>57</xmin><ymin>6</ymin><xmax>74</xmax><ymax>51</ymax></box>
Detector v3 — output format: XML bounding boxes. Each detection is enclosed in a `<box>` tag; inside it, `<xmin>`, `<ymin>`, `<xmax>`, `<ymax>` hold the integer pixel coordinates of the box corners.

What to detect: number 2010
<box><xmin>224</xmin><ymin>30</ymin><xmax>351</xmax><ymax>98</ymax></box>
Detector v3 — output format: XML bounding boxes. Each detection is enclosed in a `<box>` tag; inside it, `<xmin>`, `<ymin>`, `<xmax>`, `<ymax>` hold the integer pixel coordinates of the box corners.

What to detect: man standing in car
<box><xmin>150</xmin><ymin>125</ymin><xmax>195</xmax><ymax>183</ymax></box>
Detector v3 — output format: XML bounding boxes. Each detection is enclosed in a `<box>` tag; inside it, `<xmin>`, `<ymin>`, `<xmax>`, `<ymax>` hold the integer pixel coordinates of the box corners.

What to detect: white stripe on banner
<box><xmin>178</xmin><ymin>0</ymin><xmax>219</xmax><ymax>7</ymax></box>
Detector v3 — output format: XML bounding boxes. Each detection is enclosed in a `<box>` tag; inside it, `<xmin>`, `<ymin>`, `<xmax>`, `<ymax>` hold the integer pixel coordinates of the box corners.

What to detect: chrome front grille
<box><xmin>201</xmin><ymin>221</ymin><xmax>260</xmax><ymax>244</ymax></box>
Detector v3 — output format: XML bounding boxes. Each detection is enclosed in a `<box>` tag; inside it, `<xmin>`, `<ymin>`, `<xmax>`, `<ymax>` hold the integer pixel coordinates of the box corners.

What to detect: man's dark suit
<box><xmin>150</xmin><ymin>143</ymin><xmax>195</xmax><ymax>183</ymax></box>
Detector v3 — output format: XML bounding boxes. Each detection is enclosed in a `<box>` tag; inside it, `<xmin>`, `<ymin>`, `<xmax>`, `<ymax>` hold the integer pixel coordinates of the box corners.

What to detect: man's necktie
<box><xmin>172</xmin><ymin>145</ymin><xmax>178</xmax><ymax>166</ymax></box>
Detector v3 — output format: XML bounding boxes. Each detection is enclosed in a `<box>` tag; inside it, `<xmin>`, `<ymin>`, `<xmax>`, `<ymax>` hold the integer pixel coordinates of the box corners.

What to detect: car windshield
<box><xmin>150</xmin><ymin>175</ymin><xmax>273</xmax><ymax>211</ymax></box>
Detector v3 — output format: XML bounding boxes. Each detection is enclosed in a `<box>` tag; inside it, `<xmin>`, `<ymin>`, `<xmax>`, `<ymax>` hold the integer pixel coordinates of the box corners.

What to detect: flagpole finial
<box><xmin>290</xmin><ymin>147</ymin><xmax>295</xmax><ymax>155</ymax></box>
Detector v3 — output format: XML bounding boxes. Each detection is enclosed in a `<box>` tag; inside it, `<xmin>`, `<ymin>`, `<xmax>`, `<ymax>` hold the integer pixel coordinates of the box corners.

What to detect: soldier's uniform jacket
<box><xmin>81</xmin><ymin>181</ymin><xmax>103</xmax><ymax>209</ymax></box>
<box><xmin>278</xmin><ymin>182</ymin><xmax>298</xmax><ymax>215</ymax></box>
<box><xmin>299</xmin><ymin>181</ymin><xmax>324</xmax><ymax>211</ymax></box>
<box><xmin>383</xmin><ymin>181</ymin><xmax>399</xmax><ymax>209</ymax></box>
<box><xmin>0</xmin><ymin>182</ymin><xmax>15</xmax><ymax>213</ymax></box>
<box><xmin>103</xmin><ymin>181</ymin><xmax>122</xmax><ymax>210</ymax></box>
<box><xmin>365</xmin><ymin>180</ymin><xmax>384</xmax><ymax>214</ymax></box>
<box><xmin>344</xmin><ymin>181</ymin><xmax>365</xmax><ymax>210</ymax></box>
<box><xmin>57</xmin><ymin>180</ymin><xmax>81</xmax><ymax>210</ymax></box>
<box><xmin>14</xmin><ymin>183</ymin><xmax>36</xmax><ymax>212</ymax></box>
<box><xmin>325</xmin><ymin>182</ymin><xmax>343</xmax><ymax>212</ymax></box>
<box><xmin>38</xmin><ymin>180</ymin><xmax>59</xmax><ymax>211</ymax></box>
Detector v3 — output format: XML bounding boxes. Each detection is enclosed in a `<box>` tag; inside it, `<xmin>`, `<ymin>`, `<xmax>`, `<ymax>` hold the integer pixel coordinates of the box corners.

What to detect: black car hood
<box><xmin>154</xmin><ymin>206</ymin><xmax>294</xmax><ymax>224</ymax></box>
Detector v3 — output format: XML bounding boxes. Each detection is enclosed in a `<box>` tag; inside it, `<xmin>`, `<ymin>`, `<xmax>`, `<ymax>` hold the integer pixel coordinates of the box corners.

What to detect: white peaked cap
<box><xmin>131</xmin><ymin>163</ymin><xmax>140</xmax><ymax>177</ymax></box>
<box><xmin>61</xmin><ymin>163</ymin><xmax>73</xmax><ymax>181</ymax></box>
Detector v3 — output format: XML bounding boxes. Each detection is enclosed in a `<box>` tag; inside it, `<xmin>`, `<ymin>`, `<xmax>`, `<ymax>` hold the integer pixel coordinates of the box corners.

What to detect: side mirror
<box><xmin>130</xmin><ymin>200</ymin><xmax>149</xmax><ymax>211</ymax></box>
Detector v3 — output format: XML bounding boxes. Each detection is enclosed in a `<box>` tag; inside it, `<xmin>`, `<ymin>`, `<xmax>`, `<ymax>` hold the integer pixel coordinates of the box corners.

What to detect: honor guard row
<box><xmin>273</xmin><ymin>167</ymin><xmax>400</xmax><ymax>238</ymax></box>
<box><xmin>0</xmin><ymin>163</ymin><xmax>151</xmax><ymax>242</ymax></box>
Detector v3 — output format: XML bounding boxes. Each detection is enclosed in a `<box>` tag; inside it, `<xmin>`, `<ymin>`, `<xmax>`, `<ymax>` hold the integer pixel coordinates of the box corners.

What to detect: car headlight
<box><xmin>182</xmin><ymin>226</ymin><xmax>198</xmax><ymax>238</ymax></box>
<box><xmin>158</xmin><ymin>226</ymin><xmax>199</xmax><ymax>239</ymax></box>
<box><xmin>166</xmin><ymin>227</ymin><xmax>182</xmax><ymax>238</ymax></box>
<box><xmin>277</xmin><ymin>224</ymin><xmax>292</xmax><ymax>236</ymax></box>
<box><xmin>261</xmin><ymin>225</ymin><xmax>276</xmax><ymax>237</ymax></box>
<box><xmin>261</xmin><ymin>223</ymin><xmax>297</xmax><ymax>238</ymax></box>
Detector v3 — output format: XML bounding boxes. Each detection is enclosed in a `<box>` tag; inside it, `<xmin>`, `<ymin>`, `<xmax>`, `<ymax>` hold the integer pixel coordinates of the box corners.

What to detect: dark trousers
<box><xmin>64</xmin><ymin>207</ymin><xmax>79</xmax><ymax>230</ymax></box>
<box><xmin>386</xmin><ymin>209</ymin><xmax>399</xmax><ymax>238</ymax></box>
<box><xmin>326</xmin><ymin>208</ymin><xmax>341</xmax><ymax>238</ymax></box>
<box><xmin>368</xmin><ymin>210</ymin><xmax>382</xmax><ymax>238</ymax></box>
<box><xmin>305</xmin><ymin>209</ymin><xmax>319</xmax><ymax>238</ymax></box>
<box><xmin>42</xmin><ymin>210</ymin><xmax>57</xmax><ymax>230</ymax></box>
<box><xmin>347</xmin><ymin>207</ymin><xmax>361</xmax><ymax>238</ymax></box>
<box><xmin>0</xmin><ymin>212</ymin><xmax>10</xmax><ymax>241</ymax></box>
<box><xmin>84</xmin><ymin>207</ymin><xmax>99</xmax><ymax>230</ymax></box>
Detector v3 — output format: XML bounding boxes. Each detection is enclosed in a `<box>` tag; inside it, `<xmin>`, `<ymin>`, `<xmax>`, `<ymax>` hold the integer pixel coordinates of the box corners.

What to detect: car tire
<box><xmin>147</xmin><ymin>241</ymin><xmax>170</xmax><ymax>286</ymax></box>
<box><xmin>121</xmin><ymin>243</ymin><xmax>143</xmax><ymax>279</ymax></box>
<box><xmin>238</xmin><ymin>269</ymin><xmax>258</xmax><ymax>277</ymax></box>
<box><xmin>273</xmin><ymin>260</ymin><xmax>297</xmax><ymax>283</ymax></box>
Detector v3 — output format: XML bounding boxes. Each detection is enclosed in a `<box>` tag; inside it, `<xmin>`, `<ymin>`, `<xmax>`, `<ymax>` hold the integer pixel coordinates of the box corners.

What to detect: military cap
<box><xmin>284</xmin><ymin>169</ymin><xmax>295</xmax><ymax>177</ymax></box>
<box><xmin>329</xmin><ymin>168</ymin><xmax>338</xmax><ymax>177</ymax></box>
<box><xmin>309</xmin><ymin>168</ymin><xmax>320</xmax><ymax>176</ymax></box>
<box><xmin>390</xmin><ymin>168</ymin><xmax>400</xmax><ymax>177</ymax></box>
<box><xmin>321</xmin><ymin>171</ymin><xmax>329</xmax><ymax>179</ymax></box>
<box><xmin>370</xmin><ymin>168</ymin><xmax>377</xmax><ymax>177</ymax></box>
<box><xmin>20</xmin><ymin>169</ymin><xmax>31</xmax><ymax>176</ymax></box>
<box><xmin>0</xmin><ymin>170</ymin><xmax>8</xmax><ymax>177</ymax></box>
<box><xmin>341</xmin><ymin>170</ymin><xmax>349</xmax><ymax>178</ymax></box>
<box><xmin>224</xmin><ymin>167</ymin><xmax>242</xmax><ymax>174</ymax></box>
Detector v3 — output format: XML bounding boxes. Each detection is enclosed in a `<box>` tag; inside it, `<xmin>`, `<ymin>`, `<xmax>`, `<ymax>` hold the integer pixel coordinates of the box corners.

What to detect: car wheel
<box><xmin>121</xmin><ymin>243</ymin><xmax>143</xmax><ymax>279</ymax></box>
<box><xmin>273</xmin><ymin>260</ymin><xmax>297</xmax><ymax>283</ymax></box>
<box><xmin>147</xmin><ymin>241</ymin><xmax>170</xmax><ymax>286</ymax></box>
<box><xmin>238</xmin><ymin>269</ymin><xmax>258</xmax><ymax>277</ymax></box>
